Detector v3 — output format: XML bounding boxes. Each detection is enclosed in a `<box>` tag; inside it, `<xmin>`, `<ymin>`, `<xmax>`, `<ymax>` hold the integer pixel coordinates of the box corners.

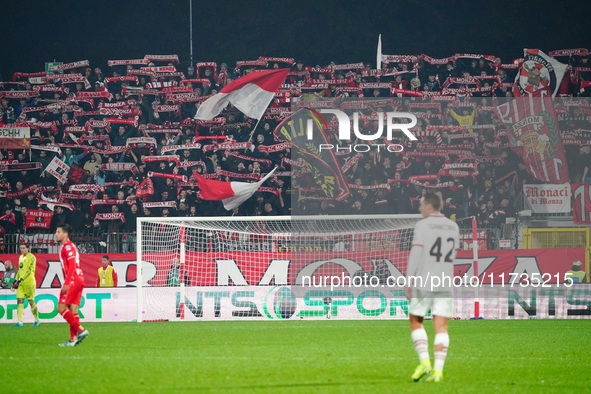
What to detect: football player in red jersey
<box><xmin>56</xmin><ymin>224</ymin><xmax>89</xmax><ymax>347</ymax></box>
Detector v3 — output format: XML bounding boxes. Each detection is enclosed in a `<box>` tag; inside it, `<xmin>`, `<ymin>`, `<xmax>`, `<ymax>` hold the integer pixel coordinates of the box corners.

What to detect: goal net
<box><xmin>136</xmin><ymin>214</ymin><xmax>421</xmax><ymax>321</ymax></box>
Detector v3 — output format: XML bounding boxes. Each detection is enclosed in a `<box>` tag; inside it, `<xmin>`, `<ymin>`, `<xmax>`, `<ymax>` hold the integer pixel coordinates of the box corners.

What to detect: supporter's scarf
<box><xmin>105</xmin><ymin>118</ymin><xmax>138</xmax><ymax>127</ymax></box>
<box><xmin>144</xmin><ymin>54</ymin><xmax>179</xmax><ymax>62</ymax></box>
<box><xmin>145</xmin><ymin>81</ymin><xmax>178</xmax><ymax>89</ymax></box>
<box><xmin>91</xmin><ymin>199</ymin><xmax>127</xmax><ymax>211</ymax></box>
<box><xmin>48</xmin><ymin>60</ymin><xmax>89</xmax><ymax>73</ymax></box>
<box><xmin>0</xmin><ymin>162</ymin><xmax>42</xmax><ymax>171</ymax></box>
<box><xmin>85</xmin><ymin>120</ymin><xmax>111</xmax><ymax>130</ymax></box>
<box><xmin>12</xmin><ymin>71</ymin><xmax>46</xmax><ymax>81</ymax></box>
<box><xmin>32</xmin><ymin>85</ymin><xmax>70</xmax><ymax>94</ymax></box>
<box><xmin>142</xmin><ymin>201</ymin><xmax>177</xmax><ymax>209</ymax></box>
<box><xmin>69</xmin><ymin>184</ymin><xmax>105</xmax><ymax>193</ymax></box>
<box><xmin>281</xmin><ymin>157</ymin><xmax>306</xmax><ymax>168</ymax></box>
<box><xmin>202</xmin><ymin>141</ymin><xmax>253</xmax><ymax>153</ymax></box>
<box><xmin>60</xmin><ymin>76</ymin><xmax>91</xmax><ymax>90</ymax></box>
<box><xmin>438</xmin><ymin>169</ymin><xmax>473</xmax><ymax>178</ymax></box>
<box><xmin>78</xmin><ymin>135</ymin><xmax>111</xmax><ymax>145</ymax></box>
<box><xmin>76</xmin><ymin>91</ymin><xmax>112</xmax><ymax>100</ymax></box>
<box><xmin>392</xmin><ymin>89</ymin><xmax>423</xmax><ymax>97</ymax></box>
<box><xmin>194</xmin><ymin>135</ymin><xmax>231</xmax><ymax>142</ymax></box>
<box><xmin>30</xmin><ymin>145</ymin><xmax>62</xmax><ymax>154</ymax></box>
<box><xmin>441</xmin><ymin>163</ymin><xmax>477</xmax><ymax>171</ymax></box>
<box><xmin>107</xmin><ymin>59</ymin><xmax>149</xmax><ymax>66</ymax></box>
<box><xmin>99</xmin><ymin>100</ymin><xmax>136</xmax><ymax>109</ymax></box>
<box><xmin>147</xmin><ymin>171</ymin><xmax>187</xmax><ymax>182</ymax></box>
<box><xmin>0</xmin><ymin>91</ymin><xmax>38</xmax><ymax>99</ymax></box>
<box><xmin>39</xmin><ymin>200</ymin><xmax>75</xmax><ymax>211</ymax></box>
<box><xmin>94</xmin><ymin>212</ymin><xmax>125</xmax><ymax>223</ymax></box>
<box><xmin>102</xmin><ymin>163</ymin><xmax>139</xmax><ymax>174</ymax></box>
<box><xmin>258</xmin><ymin>142</ymin><xmax>290</xmax><ymax>153</ymax></box>
<box><xmin>409</xmin><ymin>175</ymin><xmax>439</xmax><ymax>182</ymax></box>
<box><xmin>178</xmin><ymin>160</ymin><xmax>206</xmax><ymax>169</ymax></box>
<box><xmin>104</xmin><ymin>76</ymin><xmax>139</xmax><ymax>83</ymax></box>
<box><xmin>136</xmin><ymin>177</ymin><xmax>154</xmax><ymax>199</ymax></box>
<box><xmin>126</xmin><ymin>137</ymin><xmax>157</xmax><ymax>147</ymax></box>
<box><xmin>165</xmin><ymin>92</ymin><xmax>203</xmax><ymax>103</ymax></box>
<box><xmin>218</xmin><ymin>170</ymin><xmax>260</xmax><ymax>180</ymax></box>
<box><xmin>348</xmin><ymin>183</ymin><xmax>391</xmax><ymax>190</ymax></box>
<box><xmin>405</xmin><ymin>152</ymin><xmax>448</xmax><ymax>159</ymax></box>
<box><xmin>257</xmin><ymin>187</ymin><xmax>280</xmax><ymax>196</ymax></box>
<box><xmin>224</xmin><ymin>150</ymin><xmax>272</xmax><ymax>165</ymax></box>
<box><xmin>61</xmin><ymin>193</ymin><xmax>94</xmax><ymax>200</ymax></box>
<box><xmin>341</xmin><ymin>153</ymin><xmax>363</xmax><ymax>173</ymax></box>
<box><xmin>180</xmin><ymin>78</ymin><xmax>212</xmax><ymax>85</ymax></box>
<box><xmin>410</xmin><ymin>180</ymin><xmax>454</xmax><ymax>188</ymax></box>
<box><xmin>161</xmin><ymin>86</ymin><xmax>192</xmax><ymax>94</ymax></box>
<box><xmin>6</xmin><ymin>185</ymin><xmax>38</xmax><ymax>198</ymax></box>
<box><xmin>160</xmin><ymin>143</ymin><xmax>202</xmax><ymax>154</ymax></box>
<box><xmin>155</xmin><ymin>105</ymin><xmax>180</xmax><ymax>112</ymax></box>
<box><xmin>0</xmin><ymin>213</ymin><xmax>16</xmax><ymax>225</ymax></box>
<box><xmin>64</xmin><ymin>126</ymin><xmax>87</xmax><ymax>133</ymax></box>
<box><xmin>99</xmin><ymin>108</ymin><xmax>141</xmax><ymax>116</ymax></box>
<box><xmin>143</xmin><ymin>155</ymin><xmax>180</xmax><ymax>165</ymax></box>
<box><xmin>89</xmin><ymin>146</ymin><xmax>127</xmax><ymax>155</ymax></box>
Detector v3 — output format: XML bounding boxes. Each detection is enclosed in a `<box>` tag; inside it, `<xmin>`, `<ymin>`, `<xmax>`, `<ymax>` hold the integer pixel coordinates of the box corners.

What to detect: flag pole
<box><xmin>248</xmin><ymin>116</ymin><xmax>264</xmax><ymax>143</ymax></box>
<box><xmin>189</xmin><ymin>0</ymin><xmax>194</xmax><ymax>68</ymax></box>
<box><xmin>376</xmin><ymin>34</ymin><xmax>382</xmax><ymax>71</ymax></box>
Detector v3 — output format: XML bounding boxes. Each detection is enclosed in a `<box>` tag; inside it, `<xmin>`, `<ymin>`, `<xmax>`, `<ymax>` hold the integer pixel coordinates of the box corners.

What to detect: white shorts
<box><xmin>409</xmin><ymin>291</ymin><xmax>453</xmax><ymax>318</ymax></box>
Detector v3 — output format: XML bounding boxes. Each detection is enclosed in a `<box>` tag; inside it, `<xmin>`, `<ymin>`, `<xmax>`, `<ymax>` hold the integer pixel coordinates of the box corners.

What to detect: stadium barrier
<box><xmin>1</xmin><ymin>285</ymin><xmax>589</xmax><ymax>323</ymax></box>
<box><xmin>522</xmin><ymin>228</ymin><xmax>590</xmax><ymax>283</ymax></box>
<box><xmin>0</xmin><ymin>248</ymin><xmax>585</xmax><ymax>289</ymax></box>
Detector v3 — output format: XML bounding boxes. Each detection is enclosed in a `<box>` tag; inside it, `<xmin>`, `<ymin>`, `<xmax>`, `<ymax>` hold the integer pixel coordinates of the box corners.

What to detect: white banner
<box><xmin>523</xmin><ymin>183</ymin><xmax>571</xmax><ymax>213</ymax></box>
<box><xmin>44</xmin><ymin>156</ymin><xmax>70</xmax><ymax>184</ymax></box>
<box><xmin>1</xmin><ymin>285</ymin><xmax>589</xmax><ymax>323</ymax></box>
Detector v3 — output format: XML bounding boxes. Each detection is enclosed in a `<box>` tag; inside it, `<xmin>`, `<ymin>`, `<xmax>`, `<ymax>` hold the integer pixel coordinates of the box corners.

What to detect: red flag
<box><xmin>195</xmin><ymin>68</ymin><xmax>290</xmax><ymax>120</ymax></box>
<box><xmin>25</xmin><ymin>210</ymin><xmax>52</xmax><ymax>229</ymax></box>
<box><xmin>495</xmin><ymin>97</ymin><xmax>569</xmax><ymax>184</ymax></box>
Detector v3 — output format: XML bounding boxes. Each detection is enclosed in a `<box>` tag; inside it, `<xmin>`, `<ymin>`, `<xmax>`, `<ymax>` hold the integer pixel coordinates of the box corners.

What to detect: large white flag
<box><xmin>195</xmin><ymin>68</ymin><xmax>290</xmax><ymax>120</ymax></box>
<box><xmin>513</xmin><ymin>49</ymin><xmax>567</xmax><ymax>98</ymax></box>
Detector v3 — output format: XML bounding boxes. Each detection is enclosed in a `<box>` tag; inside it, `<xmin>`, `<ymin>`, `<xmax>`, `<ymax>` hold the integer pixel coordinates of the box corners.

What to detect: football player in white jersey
<box><xmin>406</xmin><ymin>192</ymin><xmax>459</xmax><ymax>383</ymax></box>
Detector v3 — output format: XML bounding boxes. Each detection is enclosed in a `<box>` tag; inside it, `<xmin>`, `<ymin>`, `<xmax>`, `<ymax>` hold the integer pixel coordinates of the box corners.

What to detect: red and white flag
<box><xmin>195</xmin><ymin>69</ymin><xmax>290</xmax><ymax>120</ymax></box>
<box><xmin>193</xmin><ymin>168</ymin><xmax>277</xmax><ymax>210</ymax></box>
<box><xmin>513</xmin><ymin>49</ymin><xmax>567</xmax><ymax>98</ymax></box>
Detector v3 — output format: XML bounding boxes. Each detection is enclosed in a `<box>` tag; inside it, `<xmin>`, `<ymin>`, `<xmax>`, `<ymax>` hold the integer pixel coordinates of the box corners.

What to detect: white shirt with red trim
<box><xmin>407</xmin><ymin>213</ymin><xmax>459</xmax><ymax>292</ymax></box>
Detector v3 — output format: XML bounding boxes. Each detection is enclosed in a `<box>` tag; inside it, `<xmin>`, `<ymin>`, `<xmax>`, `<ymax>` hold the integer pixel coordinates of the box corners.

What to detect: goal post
<box><xmin>136</xmin><ymin>214</ymin><xmax>423</xmax><ymax>322</ymax></box>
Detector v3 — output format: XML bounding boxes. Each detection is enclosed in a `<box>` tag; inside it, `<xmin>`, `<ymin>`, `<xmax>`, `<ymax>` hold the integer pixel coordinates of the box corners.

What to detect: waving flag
<box><xmin>195</xmin><ymin>68</ymin><xmax>290</xmax><ymax>120</ymax></box>
<box><xmin>193</xmin><ymin>168</ymin><xmax>277</xmax><ymax>210</ymax></box>
<box><xmin>513</xmin><ymin>49</ymin><xmax>567</xmax><ymax>98</ymax></box>
<box><xmin>495</xmin><ymin>96</ymin><xmax>570</xmax><ymax>184</ymax></box>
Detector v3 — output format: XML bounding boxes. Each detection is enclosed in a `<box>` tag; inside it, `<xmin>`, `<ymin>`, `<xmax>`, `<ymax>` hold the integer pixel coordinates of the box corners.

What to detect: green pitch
<box><xmin>1</xmin><ymin>320</ymin><xmax>589</xmax><ymax>393</ymax></box>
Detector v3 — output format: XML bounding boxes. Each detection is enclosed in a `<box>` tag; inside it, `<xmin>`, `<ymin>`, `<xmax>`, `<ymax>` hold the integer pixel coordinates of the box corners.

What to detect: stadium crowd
<box><xmin>0</xmin><ymin>50</ymin><xmax>590</xmax><ymax>247</ymax></box>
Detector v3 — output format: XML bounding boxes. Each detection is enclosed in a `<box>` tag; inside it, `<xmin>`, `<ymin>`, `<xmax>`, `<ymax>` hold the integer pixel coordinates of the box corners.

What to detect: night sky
<box><xmin>1</xmin><ymin>0</ymin><xmax>590</xmax><ymax>79</ymax></box>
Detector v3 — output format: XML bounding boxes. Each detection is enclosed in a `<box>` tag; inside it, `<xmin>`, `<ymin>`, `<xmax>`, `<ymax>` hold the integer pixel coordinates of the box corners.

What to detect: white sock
<box><xmin>434</xmin><ymin>332</ymin><xmax>450</xmax><ymax>372</ymax></box>
<box><xmin>411</xmin><ymin>327</ymin><xmax>429</xmax><ymax>363</ymax></box>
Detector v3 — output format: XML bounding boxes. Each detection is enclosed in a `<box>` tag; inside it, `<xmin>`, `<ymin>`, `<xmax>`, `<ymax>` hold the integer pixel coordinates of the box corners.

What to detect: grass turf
<box><xmin>1</xmin><ymin>320</ymin><xmax>589</xmax><ymax>393</ymax></box>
